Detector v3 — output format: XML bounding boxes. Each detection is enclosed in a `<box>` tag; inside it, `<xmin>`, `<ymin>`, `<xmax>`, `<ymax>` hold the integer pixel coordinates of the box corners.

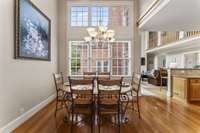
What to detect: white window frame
<box><xmin>70</xmin><ymin>6</ymin><xmax>89</xmax><ymax>27</ymax></box>
<box><xmin>90</xmin><ymin>42</ymin><xmax>110</xmax><ymax>73</ymax></box>
<box><xmin>69</xmin><ymin>41</ymin><xmax>131</xmax><ymax>77</ymax></box>
<box><xmin>95</xmin><ymin>60</ymin><xmax>109</xmax><ymax>73</ymax></box>
<box><xmin>110</xmin><ymin>41</ymin><xmax>131</xmax><ymax>76</ymax></box>
<box><xmin>69</xmin><ymin>41</ymin><xmax>90</xmax><ymax>76</ymax></box>
<box><xmin>91</xmin><ymin>6</ymin><xmax>109</xmax><ymax>26</ymax></box>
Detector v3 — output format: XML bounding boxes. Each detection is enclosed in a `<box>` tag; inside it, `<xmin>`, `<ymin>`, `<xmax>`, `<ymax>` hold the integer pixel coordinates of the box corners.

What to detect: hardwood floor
<box><xmin>12</xmin><ymin>96</ymin><xmax>200</xmax><ymax>133</ymax></box>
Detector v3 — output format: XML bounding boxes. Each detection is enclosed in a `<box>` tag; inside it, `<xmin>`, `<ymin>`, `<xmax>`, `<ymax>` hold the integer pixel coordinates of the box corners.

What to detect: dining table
<box><xmin>64</xmin><ymin>81</ymin><xmax>132</xmax><ymax>94</ymax></box>
<box><xmin>63</xmin><ymin>80</ymin><xmax>132</xmax><ymax>124</ymax></box>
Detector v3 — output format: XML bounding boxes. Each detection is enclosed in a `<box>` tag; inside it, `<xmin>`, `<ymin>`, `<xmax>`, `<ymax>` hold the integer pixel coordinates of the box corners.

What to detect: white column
<box><xmin>167</xmin><ymin>69</ymin><xmax>172</xmax><ymax>97</ymax></box>
<box><xmin>140</xmin><ymin>31</ymin><xmax>148</xmax><ymax>73</ymax></box>
<box><xmin>179</xmin><ymin>31</ymin><xmax>185</xmax><ymax>39</ymax></box>
<box><xmin>157</xmin><ymin>32</ymin><xmax>162</xmax><ymax>46</ymax></box>
<box><xmin>154</xmin><ymin>55</ymin><xmax>158</xmax><ymax>69</ymax></box>
<box><xmin>145</xmin><ymin>32</ymin><xmax>149</xmax><ymax>50</ymax></box>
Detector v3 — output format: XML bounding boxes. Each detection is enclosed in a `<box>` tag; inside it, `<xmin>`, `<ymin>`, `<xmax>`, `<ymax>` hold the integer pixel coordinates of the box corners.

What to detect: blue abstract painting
<box><xmin>15</xmin><ymin>0</ymin><xmax>51</xmax><ymax>60</ymax></box>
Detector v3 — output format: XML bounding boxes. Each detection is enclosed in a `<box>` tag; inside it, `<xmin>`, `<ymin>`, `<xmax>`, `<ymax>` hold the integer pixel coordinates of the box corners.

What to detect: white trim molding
<box><xmin>138</xmin><ymin>0</ymin><xmax>171</xmax><ymax>29</ymax></box>
<box><xmin>0</xmin><ymin>94</ymin><xmax>56</xmax><ymax>133</ymax></box>
<box><xmin>146</xmin><ymin>36</ymin><xmax>200</xmax><ymax>54</ymax></box>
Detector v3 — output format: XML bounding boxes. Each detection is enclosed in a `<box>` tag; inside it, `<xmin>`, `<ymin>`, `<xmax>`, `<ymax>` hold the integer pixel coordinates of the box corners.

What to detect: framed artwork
<box><xmin>15</xmin><ymin>0</ymin><xmax>51</xmax><ymax>61</ymax></box>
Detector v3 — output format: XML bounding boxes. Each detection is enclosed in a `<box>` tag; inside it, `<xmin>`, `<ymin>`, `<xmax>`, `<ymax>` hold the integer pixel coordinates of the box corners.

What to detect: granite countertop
<box><xmin>172</xmin><ymin>75</ymin><xmax>200</xmax><ymax>79</ymax></box>
<box><xmin>169</xmin><ymin>68</ymin><xmax>200</xmax><ymax>70</ymax></box>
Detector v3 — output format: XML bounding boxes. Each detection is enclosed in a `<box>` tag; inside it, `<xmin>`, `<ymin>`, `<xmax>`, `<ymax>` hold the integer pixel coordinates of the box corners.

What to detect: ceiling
<box><xmin>139</xmin><ymin>0</ymin><xmax>200</xmax><ymax>31</ymax></box>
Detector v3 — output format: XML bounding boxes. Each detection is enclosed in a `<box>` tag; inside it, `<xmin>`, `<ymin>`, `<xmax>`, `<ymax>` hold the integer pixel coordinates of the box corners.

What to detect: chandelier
<box><xmin>84</xmin><ymin>26</ymin><xmax>115</xmax><ymax>43</ymax></box>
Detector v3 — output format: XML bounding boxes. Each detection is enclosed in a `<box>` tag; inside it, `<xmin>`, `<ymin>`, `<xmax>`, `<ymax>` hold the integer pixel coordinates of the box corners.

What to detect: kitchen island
<box><xmin>170</xmin><ymin>69</ymin><xmax>200</xmax><ymax>102</ymax></box>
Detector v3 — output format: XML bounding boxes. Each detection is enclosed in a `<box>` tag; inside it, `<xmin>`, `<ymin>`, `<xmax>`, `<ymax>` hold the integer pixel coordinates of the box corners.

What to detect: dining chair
<box><xmin>97</xmin><ymin>72</ymin><xmax>111</xmax><ymax>80</ymax></box>
<box><xmin>129</xmin><ymin>73</ymin><xmax>136</xmax><ymax>109</ymax></box>
<box><xmin>83</xmin><ymin>72</ymin><xmax>96</xmax><ymax>80</ymax></box>
<box><xmin>97</xmin><ymin>78</ymin><xmax>122</xmax><ymax>133</ymax></box>
<box><xmin>68</xmin><ymin>77</ymin><xmax>95</xmax><ymax>133</ymax></box>
<box><xmin>130</xmin><ymin>73</ymin><xmax>142</xmax><ymax>118</ymax></box>
<box><xmin>53</xmin><ymin>72</ymin><xmax>70</xmax><ymax>117</ymax></box>
<box><xmin>121</xmin><ymin>73</ymin><xmax>136</xmax><ymax>109</ymax></box>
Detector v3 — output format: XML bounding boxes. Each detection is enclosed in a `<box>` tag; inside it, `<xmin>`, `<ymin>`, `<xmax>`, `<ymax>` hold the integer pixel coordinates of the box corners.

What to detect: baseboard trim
<box><xmin>0</xmin><ymin>94</ymin><xmax>56</xmax><ymax>133</ymax></box>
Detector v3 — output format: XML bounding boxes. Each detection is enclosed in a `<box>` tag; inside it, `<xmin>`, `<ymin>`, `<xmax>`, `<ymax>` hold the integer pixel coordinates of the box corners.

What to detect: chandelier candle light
<box><xmin>84</xmin><ymin>26</ymin><xmax>115</xmax><ymax>43</ymax></box>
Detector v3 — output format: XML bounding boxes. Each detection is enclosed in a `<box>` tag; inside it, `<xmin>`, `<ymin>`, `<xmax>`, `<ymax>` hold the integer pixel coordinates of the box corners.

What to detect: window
<box><xmin>91</xmin><ymin>7</ymin><xmax>109</xmax><ymax>26</ymax></box>
<box><xmin>111</xmin><ymin>42</ymin><xmax>130</xmax><ymax>76</ymax></box>
<box><xmin>111</xmin><ymin>6</ymin><xmax>129</xmax><ymax>26</ymax></box>
<box><xmin>69</xmin><ymin>42</ymin><xmax>89</xmax><ymax>75</ymax></box>
<box><xmin>69</xmin><ymin>41</ymin><xmax>131</xmax><ymax>76</ymax></box>
<box><xmin>96</xmin><ymin>60</ymin><xmax>108</xmax><ymax>72</ymax></box>
<box><xmin>71</xmin><ymin>6</ymin><xmax>88</xmax><ymax>26</ymax></box>
<box><xmin>91</xmin><ymin>43</ymin><xmax>109</xmax><ymax>72</ymax></box>
<box><xmin>70</xmin><ymin>6</ymin><xmax>129</xmax><ymax>27</ymax></box>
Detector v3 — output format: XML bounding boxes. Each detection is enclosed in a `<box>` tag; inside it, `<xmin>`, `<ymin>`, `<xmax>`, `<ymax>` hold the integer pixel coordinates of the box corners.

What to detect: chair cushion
<box><xmin>71</xmin><ymin>85</ymin><xmax>93</xmax><ymax>90</ymax></box>
<box><xmin>98</xmin><ymin>85</ymin><xmax>120</xmax><ymax>91</ymax></box>
<box><xmin>58</xmin><ymin>93</ymin><xmax>70</xmax><ymax>101</ymax></box>
<box><xmin>120</xmin><ymin>92</ymin><xmax>137</xmax><ymax>102</ymax></box>
<box><xmin>57</xmin><ymin>84</ymin><xmax>70</xmax><ymax>92</ymax></box>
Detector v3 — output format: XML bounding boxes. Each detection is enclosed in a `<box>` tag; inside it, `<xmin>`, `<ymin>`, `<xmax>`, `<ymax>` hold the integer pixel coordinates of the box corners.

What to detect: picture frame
<box><xmin>15</xmin><ymin>0</ymin><xmax>51</xmax><ymax>61</ymax></box>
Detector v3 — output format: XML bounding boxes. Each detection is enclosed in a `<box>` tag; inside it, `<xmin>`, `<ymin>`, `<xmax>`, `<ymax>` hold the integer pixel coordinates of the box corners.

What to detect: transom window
<box><xmin>71</xmin><ymin>6</ymin><xmax>88</xmax><ymax>27</ymax></box>
<box><xmin>111</xmin><ymin>6</ymin><xmax>129</xmax><ymax>26</ymax></box>
<box><xmin>91</xmin><ymin>7</ymin><xmax>109</xmax><ymax>26</ymax></box>
<box><xmin>70</xmin><ymin>6</ymin><xmax>129</xmax><ymax>27</ymax></box>
<box><xmin>69</xmin><ymin>41</ymin><xmax>131</xmax><ymax>76</ymax></box>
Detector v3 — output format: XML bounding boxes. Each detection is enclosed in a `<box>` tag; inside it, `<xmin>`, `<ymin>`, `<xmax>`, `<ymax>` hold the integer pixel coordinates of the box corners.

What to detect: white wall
<box><xmin>58</xmin><ymin>0</ymin><xmax>68</xmax><ymax>81</ymax></box>
<box><xmin>166</xmin><ymin>51</ymin><xmax>200</xmax><ymax>68</ymax></box>
<box><xmin>157</xmin><ymin>55</ymin><xmax>166</xmax><ymax>68</ymax></box>
<box><xmin>0</xmin><ymin>0</ymin><xmax>58</xmax><ymax>129</ymax></box>
<box><xmin>166</xmin><ymin>53</ymin><xmax>184</xmax><ymax>68</ymax></box>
